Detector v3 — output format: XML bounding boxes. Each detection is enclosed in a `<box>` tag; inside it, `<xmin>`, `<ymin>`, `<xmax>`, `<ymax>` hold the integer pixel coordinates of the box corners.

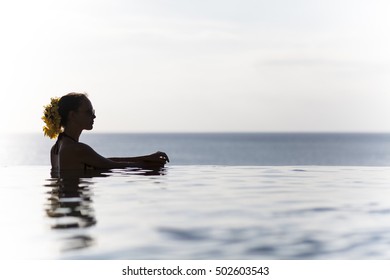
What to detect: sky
<box><xmin>1</xmin><ymin>0</ymin><xmax>390</xmax><ymax>133</ymax></box>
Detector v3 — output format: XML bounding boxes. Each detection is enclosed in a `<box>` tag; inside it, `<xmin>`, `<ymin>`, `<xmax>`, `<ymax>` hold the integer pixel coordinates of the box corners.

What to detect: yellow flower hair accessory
<box><xmin>42</xmin><ymin>97</ymin><xmax>62</xmax><ymax>139</ymax></box>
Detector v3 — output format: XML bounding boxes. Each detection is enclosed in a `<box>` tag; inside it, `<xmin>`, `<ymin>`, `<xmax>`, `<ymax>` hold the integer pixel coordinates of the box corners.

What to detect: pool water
<box><xmin>1</xmin><ymin>165</ymin><xmax>390</xmax><ymax>259</ymax></box>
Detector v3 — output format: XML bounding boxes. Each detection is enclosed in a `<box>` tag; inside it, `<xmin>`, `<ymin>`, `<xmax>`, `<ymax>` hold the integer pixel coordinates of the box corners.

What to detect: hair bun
<box><xmin>42</xmin><ymin>97</ymin><xmax>62</xmax><ymax>139</ymax></box>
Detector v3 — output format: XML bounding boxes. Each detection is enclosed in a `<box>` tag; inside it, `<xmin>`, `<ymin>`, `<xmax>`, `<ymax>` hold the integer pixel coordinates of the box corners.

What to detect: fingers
<box><xmin>156</xmin><ymin>151</ymin><xmax>170</xmax><ymax>163</ymax></box>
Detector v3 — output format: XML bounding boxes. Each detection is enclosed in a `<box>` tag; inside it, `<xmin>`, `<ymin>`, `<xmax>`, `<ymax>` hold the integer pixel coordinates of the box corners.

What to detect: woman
<box><xmin>42</xmin><ymin>92</ymin><xmax>169</xmax><ymax>171</ymax></box>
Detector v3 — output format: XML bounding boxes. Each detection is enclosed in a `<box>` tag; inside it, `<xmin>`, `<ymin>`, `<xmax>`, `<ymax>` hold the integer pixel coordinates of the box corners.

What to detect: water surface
<box><xmin>1</xmin><ymin>165</ymin><xmax>390</xmax><ymax>259</ymax></box>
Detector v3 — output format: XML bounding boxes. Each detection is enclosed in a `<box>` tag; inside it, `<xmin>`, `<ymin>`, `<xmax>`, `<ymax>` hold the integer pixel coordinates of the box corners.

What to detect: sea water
<box><xmin>2</xmin><ymin>133</ymin><xmax>390</xmax><ymax>166</ymax></box>
<box><xmin>1</xmin><ymin>165</ymin><xmax>390</xmax><ymax>259</ymax></box>
<box><xmin>1</xmin><ymin>133</ymin><xmax>390</xmax><ymax>259</ymax></box>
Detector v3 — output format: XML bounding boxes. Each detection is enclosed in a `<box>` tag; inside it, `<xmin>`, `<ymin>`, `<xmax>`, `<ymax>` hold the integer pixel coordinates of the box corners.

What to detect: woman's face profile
<box><xmin>72</xmin><ymin>98</ymin><xmax>96</xmax><ymax>130</ymax></box>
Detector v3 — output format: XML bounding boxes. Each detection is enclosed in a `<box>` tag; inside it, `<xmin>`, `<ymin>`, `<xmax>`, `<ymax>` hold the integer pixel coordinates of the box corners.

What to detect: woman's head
<box><xmin>42</xmin><ymin>92</ymin><xmax>95</xmax><ymax>139</ymax></box>
<box><xmin>58</xmin><ymin>92</ymin><xmax>90</xmax><ymax>127</ymax></box>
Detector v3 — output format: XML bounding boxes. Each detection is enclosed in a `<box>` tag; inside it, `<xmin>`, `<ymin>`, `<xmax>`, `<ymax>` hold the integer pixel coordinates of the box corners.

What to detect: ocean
<box><xmin>1</xmin><ymin>133</ymin><xmax>390</xmax><ymax>260</ymax></box>
<box><xmin>2</xmin><ymin>132</ymin><xmax>390</xmax><ymax>166</ymax></box>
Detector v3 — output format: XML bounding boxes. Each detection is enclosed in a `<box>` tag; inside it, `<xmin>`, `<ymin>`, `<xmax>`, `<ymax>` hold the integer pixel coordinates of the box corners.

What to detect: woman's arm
<box><xmin>108</xmin><ymin>151</ymin><xmax>169</xmax><ymax>168</ymax></box>
<box><xmin>70</xmin><ymin>143</ymin><xmax>168</xmax><ymax>170</ymax></box>
<box><xmin>74</xmin><ymin>143</ymin><xmax>129</xmax><ymax>169</ymax></box>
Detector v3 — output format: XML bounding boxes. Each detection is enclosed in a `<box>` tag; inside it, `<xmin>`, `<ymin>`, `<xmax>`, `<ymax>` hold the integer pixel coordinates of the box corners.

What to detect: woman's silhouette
<box><xmin>42</xmin><ymin>93</ymin><xmax>169</xmax><ymax>171</ymax></box>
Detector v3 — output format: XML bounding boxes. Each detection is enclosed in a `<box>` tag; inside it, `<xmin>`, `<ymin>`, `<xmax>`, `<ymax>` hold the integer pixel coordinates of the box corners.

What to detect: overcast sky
<box><xmin>1</xmin><ymin>0</ymin><xmax>390</xmax><ymax>133</ymax></box>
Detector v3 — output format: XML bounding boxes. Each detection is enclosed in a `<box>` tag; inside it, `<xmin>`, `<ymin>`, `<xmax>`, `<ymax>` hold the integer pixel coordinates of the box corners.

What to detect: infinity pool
<box><xmin>1</xmin><ymin>165</ymin><xmax>390</xmax><ymax>259</ymax></box>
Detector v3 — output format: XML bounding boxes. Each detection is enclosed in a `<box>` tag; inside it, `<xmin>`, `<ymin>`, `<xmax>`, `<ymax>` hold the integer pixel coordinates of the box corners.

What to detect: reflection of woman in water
<box><xmin>45</xmin><ymin>172</ymin><xmax>102</xmax><ymax>251</ymax></box>
<box><xmin>46</xmin><ymin>175</ymin><xmax>97</xmax><ymax>229</ymax></box>
<box><xmin>42</xmin><ymin>93</ymin><xmax>169</xmax><ymax>171</ymax></box>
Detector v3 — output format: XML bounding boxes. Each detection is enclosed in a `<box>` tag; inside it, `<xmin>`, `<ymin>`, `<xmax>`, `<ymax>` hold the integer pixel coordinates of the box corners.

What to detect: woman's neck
<box><xmin>63</xmin><ymin>127</ymin><xmax>82</xmax><ymax>142</ymax></box>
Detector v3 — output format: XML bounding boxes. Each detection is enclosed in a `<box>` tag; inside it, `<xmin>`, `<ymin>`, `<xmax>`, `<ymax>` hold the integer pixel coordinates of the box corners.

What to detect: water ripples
<box><xmin>2</xmin><ymin>165</ymin><xmax>390</xmax><ymax>259</ymax></box>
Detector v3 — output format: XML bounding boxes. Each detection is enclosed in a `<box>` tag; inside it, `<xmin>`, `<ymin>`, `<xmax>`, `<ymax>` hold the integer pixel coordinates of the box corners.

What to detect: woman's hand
<box><xmin>143</xmin><ymin>151</ymin><xmax>170</xmax><ymax>167</ymax></box>
<box><xmin>149</xmin><ymin>151</ymin><xmax>170</xmax><ymax>163</ymax></box>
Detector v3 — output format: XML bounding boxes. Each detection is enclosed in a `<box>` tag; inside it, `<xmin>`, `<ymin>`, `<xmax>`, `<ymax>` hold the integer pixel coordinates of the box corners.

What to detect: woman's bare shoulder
<box><xmin>75</xmin><ymin>142</ymin><xmax>96</xmax><ymax>153</ymax></box>
<box><xmin>54</xmin><ymin>141</ymin><xmax>93</xmax><ymax>159</ymax></box>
